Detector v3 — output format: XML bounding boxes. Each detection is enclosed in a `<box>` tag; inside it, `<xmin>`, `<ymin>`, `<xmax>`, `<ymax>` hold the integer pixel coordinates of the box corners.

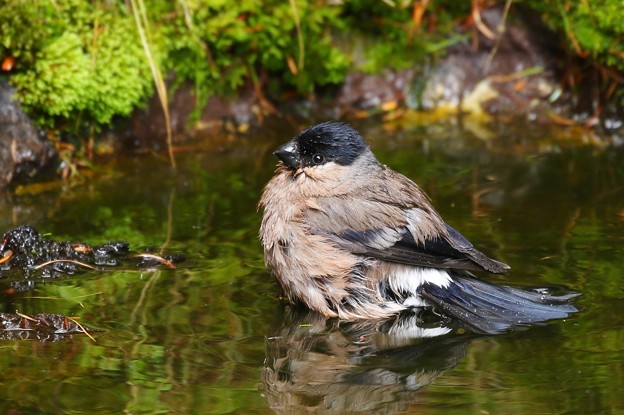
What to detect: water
<box><xmin>0</xmin><ymin>120</ymin><xmax>623</xmax><ymax>414</ymax></box>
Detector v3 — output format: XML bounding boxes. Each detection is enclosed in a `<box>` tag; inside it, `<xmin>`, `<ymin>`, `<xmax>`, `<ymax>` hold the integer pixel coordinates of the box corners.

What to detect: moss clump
<box><xmin>1</xmin><ymin>0</ymin><xmax>154</xmax><ymax>128</ymax></box>
<box><xmin>84</xmin><ymin>17</ymin><xmax>156</xmax><ymax>125</ymax></box>
<box><xmin>11</xmin><ymin>32</ymin><xmax>92</xmax><ymax>122</ymax></box>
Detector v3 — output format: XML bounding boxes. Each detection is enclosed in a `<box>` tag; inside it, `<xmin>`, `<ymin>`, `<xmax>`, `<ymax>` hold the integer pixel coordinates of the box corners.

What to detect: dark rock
<box><xmin>334</xmin><ymin>69</ymin><xmax>414</xmax><ymax>112</ymax></box>
<box><xmin>0</xmin><ymin>225</ymin><xmax>182</xmax><ymax>279</ymax></box>
<box><xmin>0</xmin><ymin>80</ymin><xmax>56</xmax><ymax>188</ymax></box>
<box><xmin>122</xmin><ymin>81</ymin><xmax>263</xmax><ymax>150</ymax></box>
<box><xmin>416</xmin><ymin>3</ymin><xmax>567</xmax><ymax>121</ymax></box>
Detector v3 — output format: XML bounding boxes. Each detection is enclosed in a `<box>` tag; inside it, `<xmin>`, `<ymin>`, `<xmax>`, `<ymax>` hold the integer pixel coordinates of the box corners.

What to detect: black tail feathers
<box><xmin>419</xmin><ymin>274</ymin><xmax>578</xmax><ymax>334</ymax></box>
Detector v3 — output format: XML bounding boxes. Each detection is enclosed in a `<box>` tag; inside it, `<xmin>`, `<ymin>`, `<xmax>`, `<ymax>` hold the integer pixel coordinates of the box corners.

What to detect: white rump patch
<box><xmin>387</xmin><ymin>265</ymin><xmax>452</xmax><ymax>295</ymax></box>
<box><xmin>401</xmin><ymin>296</ymin><xmax>430</xmax><ymax>307</ymax></box>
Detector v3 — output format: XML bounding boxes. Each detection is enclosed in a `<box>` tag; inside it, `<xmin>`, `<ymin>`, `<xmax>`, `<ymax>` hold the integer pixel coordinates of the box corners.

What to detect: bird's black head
<box><xmin>274</xmin><ymin>122</ymin><xmax>368</xmax><ymax>170</ymax></box>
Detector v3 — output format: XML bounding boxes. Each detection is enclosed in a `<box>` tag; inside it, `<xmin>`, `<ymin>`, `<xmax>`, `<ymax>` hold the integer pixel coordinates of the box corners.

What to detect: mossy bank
<box><xmin>0</xmin><ymin>0</ymin><xmax>622</xmax><ymax>183</ymax></box>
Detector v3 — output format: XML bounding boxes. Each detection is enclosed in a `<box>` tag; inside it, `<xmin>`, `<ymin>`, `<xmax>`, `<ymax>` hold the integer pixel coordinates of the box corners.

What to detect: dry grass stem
<box><xmin>33</xmin><ymin>259</ymin><xmax>101</xmax><ymax>271</ymax></box>
<box><xmin>289</xmin><ymin>0</ymin><xmax>304</xmax><ymax>71</ymax></box>
<box><xmin>67</xmin><ymin>316</ymin><xmax>97</xmax><ymax>342</ymax></box>
<box><xmin>0</xmin><ymin>250</ymin><xmax>13</xmax><ymax>264</ymax></box>
<box><xmin>135</xmin><ymin>253</ymin><xmax>176</xmax><ymax>269</ymax></box>
<box><xmin>130</xmin><ymin>0</ymin><xmax>176</xmax><ymax>169</ymax></box>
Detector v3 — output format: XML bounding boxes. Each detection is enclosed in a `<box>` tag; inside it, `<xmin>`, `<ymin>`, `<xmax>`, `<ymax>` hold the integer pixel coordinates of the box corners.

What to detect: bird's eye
<box><xmin>312</xmin><ymin>154</ymin><xmax>325</xmax><ymax>164</ymax></box>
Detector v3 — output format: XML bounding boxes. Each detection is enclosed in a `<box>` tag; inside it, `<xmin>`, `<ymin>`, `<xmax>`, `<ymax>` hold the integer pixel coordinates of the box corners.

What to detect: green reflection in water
<box><xmin>0</xmin><ymin>121</ymin><xmax>623</xmax><ymax>414</ymax></box>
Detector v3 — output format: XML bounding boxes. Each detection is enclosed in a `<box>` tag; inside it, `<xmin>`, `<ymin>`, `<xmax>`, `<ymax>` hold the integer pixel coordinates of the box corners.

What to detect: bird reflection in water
<box><xmin>263</xmin><ymin>306</ymin><xmax>479</xmax><ymax>414</ymax></box>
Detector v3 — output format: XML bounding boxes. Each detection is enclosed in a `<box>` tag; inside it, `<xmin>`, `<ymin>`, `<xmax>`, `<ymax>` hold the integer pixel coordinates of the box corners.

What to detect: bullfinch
<box><xmin>259</xmin><ymin>121</ymin><xmax>577</xmax><ymax>334</ymax></box>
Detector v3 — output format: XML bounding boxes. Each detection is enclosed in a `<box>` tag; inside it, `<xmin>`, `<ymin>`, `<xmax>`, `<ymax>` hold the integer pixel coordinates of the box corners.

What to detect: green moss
<box><xmin>2</xmin><ymin>0</ymin><xmax>154</xmax><ymax>129</ymax></box>
<box><xmin>83</xmin><ymin>18</ymin><xmax>154</xmax><ymax>124</ymax></box>
<box><xmin>0</xmin><ymin>1</ymin><xmax>59</xmax><ymax>67</ymax></box>
<box><xmin>525</xmin><ymin>0</ymin><xmax>624</xmax><ymax>71</ymax></box>
<box><xmin>11</xmin><ymin>32</ymin><xmax>92</xmax><ymax>122</ymax></box>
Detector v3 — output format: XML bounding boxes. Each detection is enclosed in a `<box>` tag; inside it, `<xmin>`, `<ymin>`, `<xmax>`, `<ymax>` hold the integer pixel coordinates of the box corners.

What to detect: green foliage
<box><xmin>2</xmin><ymin>0</ymin><xmax>154</xmax><ymax>128</ymax></box>
<box><xmin>163</xmin><ymin>0</ymin><xmax>348</xmax><ymax>105</ymax></box>
<box><xmin>572</xmin><ymin>0</ymin><xmax>624</xmax><ymax>69</ymax></box>
<box><xmin>85</xmin><ymin>17</ymin><xmax>155</xmax><ymax>125</ymax></box>
<box><xmin>343</xmin><ymin>0</ymin><xmax>470</xmax><ymax>73</ymax></box>
<box><xmin>11</xmin><ymin>32</ymin><xmax>92</xmax><ymax>122</ymax></box>
<box><xmin>0</xmin><ymin>1</ymin><xmax>55</xmax><ymax>65</ymax></box>
<box><xmin>524</xmin><ymin>0</ymin><xmax>624</xmax><ymax>71</ymax></box>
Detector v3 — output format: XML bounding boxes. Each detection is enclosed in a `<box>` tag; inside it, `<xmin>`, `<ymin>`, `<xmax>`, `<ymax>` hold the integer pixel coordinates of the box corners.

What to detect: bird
<box><xmin>259</xmin><ymin>121</ymin><xmax>578</xmax><ymax>334</ymax></box>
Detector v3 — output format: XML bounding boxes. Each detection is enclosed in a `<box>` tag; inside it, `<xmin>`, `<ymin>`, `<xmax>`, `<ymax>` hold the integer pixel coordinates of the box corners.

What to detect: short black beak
<box><xmin>273</xmin><ymin>140</ymin><xmax>300</xmax><ymax>169</ymax></box>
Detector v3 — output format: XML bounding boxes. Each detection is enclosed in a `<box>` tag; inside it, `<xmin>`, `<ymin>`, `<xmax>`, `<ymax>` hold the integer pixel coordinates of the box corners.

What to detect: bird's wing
<box><xmin>304</xmin><ymin>197</ymin><xmax>509</xmax><ymax>274</ymax></box>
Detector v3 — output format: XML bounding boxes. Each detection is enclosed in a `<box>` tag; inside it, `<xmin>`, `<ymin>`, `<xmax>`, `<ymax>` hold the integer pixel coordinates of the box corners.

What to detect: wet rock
<box><xmin>0</xmin><ymin>80</ymin><xmax>56</xmax><ymax>188</ymax></box>
<box><xmin>0</xmin><ymin>225</ymin><xmax>130</xmax><ymax>277</ymax></box>
<box><xmin>0</xmin><ymin>312</ymin><xmax>99</xmax><ymax>341</ymax></box>
<box><xmin>122</xmin><ymin>81</ymin><xmax>263</xmax><ymax>149</ymax></box>
<box><xmin>284</xmin><ymin>4</ymin><xmax>577</xmax><ymax>126</ymax></box>
<box><xmin>334</xmin><ymin>69</ymin><xmax>414</xmax><ymax>113</ymax></box>
<box><xmin>0</xmin><ymin>225</ymin><xmax>184</xmax><ymax>279</ymax></box>
<box><xmin>416</xmin><ymin>4</ymin><xmax>565</xmax><ymax>121</ymax></box>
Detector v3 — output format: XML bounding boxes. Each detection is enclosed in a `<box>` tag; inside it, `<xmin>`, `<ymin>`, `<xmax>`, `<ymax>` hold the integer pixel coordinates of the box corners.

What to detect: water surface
<box><xmin>0</xmin><ymin>120</ymin><xmax>623</xmax><ymax>414</ymax></box>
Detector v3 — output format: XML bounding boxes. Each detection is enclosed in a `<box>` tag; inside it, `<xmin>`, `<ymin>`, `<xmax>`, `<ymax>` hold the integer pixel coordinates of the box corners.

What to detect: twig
<box><xmin>484</xmin><ymin>0</ymin><xmax>513</xmax><ymax>74</ymax></box>
<box><xmin>289</xmin><ymin>0</ymin><xmax>304</xmax><ymax>72</ymax></box>
<box><xmin>15</xmin><ymin>310</ymin><xmax>37</xmax><ymax>322</ymax></box>
<box><xmin>66</xmin><ymin>316</ymin><xmax>96</xmax><ymax>342</ymax></box>
<box><xmin>472</xmin><ymin>0</ymin><xmax>496</xmax><ymax>40</ymax></box>
<box><xmin>160</xmin><ymin>188</ymin><xmax>175</xmax><ymax>255</ymax></box>
<box><xmin>546</xmin><ymin>112</ymin><xmax>578</xmax><ymax>126</ymax></box>
<box><xmin>0</xmin><ymin>250</ymin><xmax>13</xmax><ymax>264</ymax></box>
<box><xmin>412</xmin><ymin>0</ymin><xmax>430</xmax><ymax>28</ymax></box>
<box><xmin>26</xmin><ymin>292</ymin><xmax>102</xmax><ymax>301</ymax></box>
<box><xmin>178</xmin><ymin>0</ymin><xmax>217</xmax><ymax>70</ymax></box>
<box><xmin>33</xmin><ymin>259</ymin><xmax>101</xmax><ymax>271</ymax></box>
<box><xmin>130</xmin><ymin>0</ymin><xmax>176</xmax><ymax>169</ymax></box>
<box><xmin>488</xmin><ymin>66</ymin><xmax>544</xmax><ymax>83</ymax></box>
<box><xmin>135</xmin><ymin>253</ymin><xmax>176</xmax><ymax>269</ymax></box>
<box><xmin>248</xmin><ymin>66</ymin><xmax>277</xmax><ymax>115</ymax></box>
